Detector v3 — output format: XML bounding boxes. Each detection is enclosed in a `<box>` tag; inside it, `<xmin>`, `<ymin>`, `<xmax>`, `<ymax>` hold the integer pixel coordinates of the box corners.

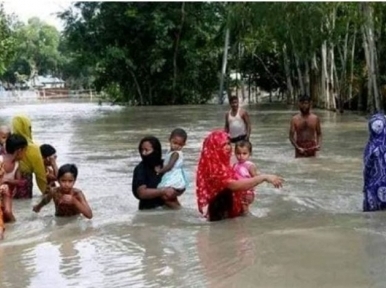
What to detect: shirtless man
<box><xmin>224</xmin><ymin>96</ymin><xmax>251</xmax><ymax>143</ymax></box>
<box><xmin>289</xmin><ymin>95</ymin><xmax>322</xmax><ymax>158</ymax></box>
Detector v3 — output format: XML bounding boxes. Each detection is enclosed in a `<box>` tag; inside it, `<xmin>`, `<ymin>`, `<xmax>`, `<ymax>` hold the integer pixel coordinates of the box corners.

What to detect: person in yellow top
<box><xmin>12</xmin><ymin>115</ymin><xmax>47</xmax><ymax>198</ymax></box>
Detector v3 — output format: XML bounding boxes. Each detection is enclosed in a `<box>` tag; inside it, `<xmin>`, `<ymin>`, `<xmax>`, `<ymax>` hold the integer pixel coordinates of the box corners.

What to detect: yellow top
<box><xmin>12</xmin><ymin>115</ymin><xmax>47</xmax><ymax>194</ymax></box>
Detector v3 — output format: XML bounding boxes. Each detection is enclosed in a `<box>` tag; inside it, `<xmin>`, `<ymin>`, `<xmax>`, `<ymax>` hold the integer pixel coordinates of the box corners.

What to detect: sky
<box><xmin>2</xmin><ymin>0</ymin><xmax>73</xmax><ymax>31</ymax></box>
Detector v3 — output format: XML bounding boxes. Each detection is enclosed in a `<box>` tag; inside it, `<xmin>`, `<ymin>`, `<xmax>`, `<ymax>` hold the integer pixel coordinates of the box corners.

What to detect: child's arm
<box><xmin>248</xmin><ymin>163</ymin><xmax>260</xmax><ymax>177</ymax></box>
<box><xmin>157</xmin><ymin>152</ymin><xmax>179</xmax><ymax>174</ymax></box>
<box><xmin>73</xmin><ymin>190</ymin><xmax>93</xmax><ymax>219</ymax></box>
<box><xmin>33</xmin><ymin>189</ymin><xmax>53</xmax><ymax>213</ymax></box>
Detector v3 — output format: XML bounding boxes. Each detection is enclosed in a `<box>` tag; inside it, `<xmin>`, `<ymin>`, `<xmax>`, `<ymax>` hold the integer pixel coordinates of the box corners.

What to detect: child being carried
<box><xmin>156</xmin><ymin>128</ymin><xmax>189</xmax><ymax>208</ymax></box>
<box><xmin>232</xmin><ymin>140</ymin><xmax>260</xmax><ymax>213</ymax></box>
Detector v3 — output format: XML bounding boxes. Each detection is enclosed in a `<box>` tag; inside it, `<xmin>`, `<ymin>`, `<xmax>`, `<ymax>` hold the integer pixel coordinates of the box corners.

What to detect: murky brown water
<box><xmin>0</xmin><ymin>100</ymin><xmax>385</xmax><ymax>288</ymax></box>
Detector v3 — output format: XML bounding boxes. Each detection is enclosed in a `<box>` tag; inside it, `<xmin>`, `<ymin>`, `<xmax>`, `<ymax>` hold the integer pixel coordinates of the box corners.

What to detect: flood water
<box><xmin>0</xmin><ymin>100</ymin><xmax>385</xmax><ymax>288</ymax></box>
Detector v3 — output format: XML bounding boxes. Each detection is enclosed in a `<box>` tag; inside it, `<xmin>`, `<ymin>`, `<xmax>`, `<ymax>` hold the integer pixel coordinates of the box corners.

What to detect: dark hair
<box><xmin>40</xmin><ymin>144</ymin><xmax>56</xmax><ymax>158</ymax></box>
<box><xmin>5</xmin><ymin>134</ymin><xmax>28</xmax><ymax>154</ymax></box>
<box><xmin>298</xmin><ymin>94</ymin><xmax>311</xmax><ymax>103</ymax></box>
<box><xmin>170</xmin><ymin>128</ymin><xmax>187</xmax><ymax>142</ymax></box>
<box><xmin>229</xmin><ymin>96</ymin><xmax>238</xmax><ymax>103</ymax></box>
<box><xmin>235</xmin><ymin>140</ymin><xmax>252</xmax><ymax>154</ymax></box>
<box><xmin>58</xmin><ymin>164</ymin><xmax>78</xmax><ymax>180</ymax></box>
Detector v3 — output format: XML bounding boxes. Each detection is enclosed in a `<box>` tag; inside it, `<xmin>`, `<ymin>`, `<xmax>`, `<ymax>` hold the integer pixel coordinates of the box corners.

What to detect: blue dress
<box><xmin>157</xmin><ymin>151</ymin><xmax>188</xmax><ymax>190</ymax></box>
<box><xmin>363</xmin><ymin>113</ymin><xmax>386</xmax><ymax>211</ymax></box>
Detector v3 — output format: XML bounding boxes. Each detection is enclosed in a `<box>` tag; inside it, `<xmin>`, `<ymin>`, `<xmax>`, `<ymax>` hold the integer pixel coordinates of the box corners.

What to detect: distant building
<box><xmin>28</xmin><ymin>75</ymin><xmax>65</xmax><ymax>89</ymax></box>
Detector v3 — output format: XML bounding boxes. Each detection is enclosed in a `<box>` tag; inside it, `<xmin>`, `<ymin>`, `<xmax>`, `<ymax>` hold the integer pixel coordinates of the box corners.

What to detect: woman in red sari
<box><xmin>196</xmin><ymin>130</ymin><xmax>283</xmax><ymax>221</ymax></box>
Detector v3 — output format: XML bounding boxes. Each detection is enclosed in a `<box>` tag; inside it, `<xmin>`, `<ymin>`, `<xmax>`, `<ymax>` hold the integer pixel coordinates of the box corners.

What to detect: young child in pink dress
<box><xmin>233</xmin><ymin>140</ymin><xmax>260</xmax><ymax>213</ymax></box>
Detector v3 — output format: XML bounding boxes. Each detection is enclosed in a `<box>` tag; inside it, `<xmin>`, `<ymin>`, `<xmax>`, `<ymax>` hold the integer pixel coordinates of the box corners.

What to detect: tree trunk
<box><xmin>363</xmin><ymin>3</ymin><xmax>382</xmax><ymax>112</ymax></box>
<box><xmin>219</xmin><ymin>28</ymin><xmax>230</xmax><ymax>104</ymax></box>
<box><xmin>362</xmin><ymin>25</ymin><xmax>373</xmax><ymax>113</ymax></box>
<box><xmin>283</xmin><ymin>45</ymin><xmax>294</xmax><ymax>104</ymax></box>
<box><xmin>171</xmin><ymin>2</ymin><xmax>186</xmax><ymax>104</ymax></box>
<box><xmin>348</xmin><ymin>28</ymin><xmax>356</xmax><ymax>110</ymax></box>
<box><xmin>321</xmin><ymin>41</ymin><xmax>329</xmax><ymax>109</ymax></box>
<box><xmin>305</xmin><ymin>60</ymin><xmax>311</xmax><ymax>97</ymax></box>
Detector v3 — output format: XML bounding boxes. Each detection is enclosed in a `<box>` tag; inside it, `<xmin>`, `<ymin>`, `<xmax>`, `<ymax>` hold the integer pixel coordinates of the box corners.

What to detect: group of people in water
<box><xmin>132</xmin><ymin>95</ymin><xmax>322</xmax><ymax>221</ymax></box>
<box><xmin>1</xmin><ymin>93</ymin><xmax>383</xmax><ymax>240</ymax></box>
<box><xmin>0</xmin><ymin>115</ymin><xmax>92</xmax><ymax>240</ymax></box>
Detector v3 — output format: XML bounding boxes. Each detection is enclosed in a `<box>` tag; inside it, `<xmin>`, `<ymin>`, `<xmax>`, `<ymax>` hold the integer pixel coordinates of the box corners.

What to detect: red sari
<box><xmin>196</xmin><ymin>130</ymin><xmax>244</xmax><ymax>221</ymax></box>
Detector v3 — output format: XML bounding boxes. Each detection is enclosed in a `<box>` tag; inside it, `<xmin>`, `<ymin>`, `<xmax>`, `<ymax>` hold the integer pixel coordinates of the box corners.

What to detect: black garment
<box><xmin>207</xmin><ymin>189</ymin><xmax>234</xmax><ymax>222</ymax></box>
<box><xmin>132</xmin><ymin>161</ymin><xmax>165</xmax><ymax>210</ymax></box>
<box><xmin>230</xmin><ymin>134</ymin><xmax>248</xmax><ymax>144</ymax></box>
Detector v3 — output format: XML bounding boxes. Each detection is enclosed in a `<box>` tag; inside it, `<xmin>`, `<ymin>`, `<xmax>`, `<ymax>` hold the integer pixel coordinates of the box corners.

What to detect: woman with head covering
<box><xmin>363</xmin><ymin>113</ymin><xmax>386</xmax><ymax>211</ymax></box>
<box><xmin>132</xmin><ymin>136</ymin><xmax>182</xmax><ymax>210</ymax></box>
<box><xmin>196</xmin><ymin>130</ymin><xmax>283</xmax><ymax>221</ymax></box>
<box><xmin>11</xmin><ymin>115</ymin><xmax>47</xmax><ymax>198</ymax></box>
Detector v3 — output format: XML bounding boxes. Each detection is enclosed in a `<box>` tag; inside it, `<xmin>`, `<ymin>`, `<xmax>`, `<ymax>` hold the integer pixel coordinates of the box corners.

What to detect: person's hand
<box><xmin>32</xmin><ymin>204</ymin><xmax>41</xmax><ymax>213</ymax></box>
<box><xmin>314</xmin><ymin>145</ymin><xmax>321</xmax><ymax>151</ymax></box>
<box><xmin>297</xmin><ymin>147</ymin><xmax>305</xmax><ymax>154</ymax></box>
<box><xmin>155</xmin><ymin>166</ymin><xmax>162</xmax><ymax>174</ymax></box>
<box><xmin>266</xmin><ymin>174</ymin><xmax>284</xmax><ymax>188</ymax></box>
<box><xmin>60</xmin><ymin>194</ymin><xmax>75</xmax><ymax>205</ymax></box>
<box><xmin>48</xmin><ymin>155</ymin><xmax>57</xmax><ymax>165</ymax></box>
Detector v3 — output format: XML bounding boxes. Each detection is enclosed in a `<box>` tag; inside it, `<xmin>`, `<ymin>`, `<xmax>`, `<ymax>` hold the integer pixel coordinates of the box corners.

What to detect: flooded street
<box><xmin>0</xmin><ymin>100</ymin><xmax>385</xmax><ymax>288</ymax></box>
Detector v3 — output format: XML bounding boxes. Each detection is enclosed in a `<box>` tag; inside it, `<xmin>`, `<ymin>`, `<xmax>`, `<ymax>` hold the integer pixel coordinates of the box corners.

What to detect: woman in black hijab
<box><xmin>132</xmin><ymin>136</ymin><xmax>180</xmax><ymax>210</ymax></box>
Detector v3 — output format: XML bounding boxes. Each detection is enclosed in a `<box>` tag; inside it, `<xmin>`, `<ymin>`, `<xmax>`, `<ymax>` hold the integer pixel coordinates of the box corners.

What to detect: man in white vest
<box><xmin>224</xmin><ymin>96</ymin><xmax>251</xmax><ymax>143</ymax></box>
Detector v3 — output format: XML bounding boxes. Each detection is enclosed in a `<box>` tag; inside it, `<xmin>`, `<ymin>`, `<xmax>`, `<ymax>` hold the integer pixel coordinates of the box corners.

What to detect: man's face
<box><xmin>230</xmin><ymin>99</ymin><xmax>239</xmax><ymax>111</ymax></box>
<box><xmin>299</xmin><ymin>100</ymin><xmax>311</xmax><ymax>114</ymax></box>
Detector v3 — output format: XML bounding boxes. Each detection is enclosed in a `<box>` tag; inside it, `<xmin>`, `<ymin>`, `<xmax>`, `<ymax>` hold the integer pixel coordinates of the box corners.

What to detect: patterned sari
<box><xmin>363</xmin><ymin>113</ymin><xmax>386</xmax><ymax>211</ymax></box>
<box><xmin>196</xmin><ymin>130</ymin><xmax>244</xmax><ymax>221</ymax></box>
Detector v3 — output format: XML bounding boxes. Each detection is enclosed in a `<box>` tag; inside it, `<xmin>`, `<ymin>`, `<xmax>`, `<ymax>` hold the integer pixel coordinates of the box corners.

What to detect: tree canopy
<box><xmin>1</xmin><ymin>2</ymin><xmax>386</xmax><ymax>112</ymax></box>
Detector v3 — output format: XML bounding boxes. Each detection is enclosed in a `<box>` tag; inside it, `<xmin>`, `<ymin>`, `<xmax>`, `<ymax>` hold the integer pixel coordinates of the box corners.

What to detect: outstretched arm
<box><xmin>226</xmin><ymin>173</ymin><xmax>283</xmax><ymax>191</ymax></box>
<box><xmin>33</xmin><ymin>190</ymin><xmax>53</xmax><ymax>213</ymax></box>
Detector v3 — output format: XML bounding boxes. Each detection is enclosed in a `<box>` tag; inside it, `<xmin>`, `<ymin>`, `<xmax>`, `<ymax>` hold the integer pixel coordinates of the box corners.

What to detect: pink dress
<box><xmin>233</xmin><ymin>161</ymin><xmax>255</xmax><ymax>205</ymax></box>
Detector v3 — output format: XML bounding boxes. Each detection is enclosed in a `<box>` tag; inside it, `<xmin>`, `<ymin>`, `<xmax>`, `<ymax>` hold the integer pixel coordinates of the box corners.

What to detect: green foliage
<box><xmin>59</xmin><ymin>2</ymin><xmax>225</xmax><ymax>105</ymax></box>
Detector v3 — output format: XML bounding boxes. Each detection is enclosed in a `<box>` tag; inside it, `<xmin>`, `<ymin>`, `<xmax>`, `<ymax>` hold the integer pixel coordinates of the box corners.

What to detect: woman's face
<box><xmin>222</xmin><ymin>138</ymin><xmax>232</xmax><ymax>155</ymax></box>
<box><xmin>140</xmin><ymin>141</ymin><xmax>154</xmax><ymax>156</ymax></box>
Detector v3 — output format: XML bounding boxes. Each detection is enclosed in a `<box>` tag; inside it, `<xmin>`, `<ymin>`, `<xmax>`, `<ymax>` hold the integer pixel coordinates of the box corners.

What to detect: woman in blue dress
<box><xmin>363</xmin><ymin>113</ymin><xmax>386</xmax><ymax>211</ymax></box>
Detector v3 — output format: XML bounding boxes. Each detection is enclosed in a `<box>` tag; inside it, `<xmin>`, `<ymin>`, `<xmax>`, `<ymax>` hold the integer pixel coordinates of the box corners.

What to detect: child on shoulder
<box><xmin>33</xmin><ymin>164</ymin><xmax>93</xmax><ymax>219</ymax></box>
<box><xmin>232</xmin><ymin>140</ymin><xmax>260</xmax><ymax>213</ymax></box>
<box><xmin>156</xmin><ymin>128</ymin><xmax>189</xmax><ymax>209</ymax></box>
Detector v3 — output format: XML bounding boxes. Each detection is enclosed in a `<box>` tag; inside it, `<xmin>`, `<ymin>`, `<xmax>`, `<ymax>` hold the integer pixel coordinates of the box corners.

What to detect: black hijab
<box><xmin>138</xmin><ymin>136</ymin><xmax>163</xmax><ymax>168</ymax></box>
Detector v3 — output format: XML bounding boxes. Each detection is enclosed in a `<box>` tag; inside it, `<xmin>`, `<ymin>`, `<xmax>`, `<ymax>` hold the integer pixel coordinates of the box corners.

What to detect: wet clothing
<box><xmin>132</xmin><ymin>162</ymin><xmax>165</xmax><ymax>210</ymax></box>
<box><xmin>228</xmin><ymin>109</ymin><xmax>247</xmax><ymax>139</ymax></box>
<box><xmin>132</xmin><ymin>136</ymin><xmax>165</xmax><ymax>210</ymax></box>
<box><xmin>233</xmin><ymin>161</ymin><xmax>255</xmax><ymax>205</ymax></box>
<box><xmin>14</xmin><ymin>173</ymin><xmax>33</xmax><ymax>199</ymax></box>
<box><xmin>295</xmin><ymin>140</ymin><xmax>317</xmax><ymax>158</ymax></box>
<box><xmin>230</xmin><ymin>134</ymin><xmax>248</xmax><ymax>144</ymax></box>
<box><xmin>12</xmin><ymin>115</ymin><xmax>47</xmax><ymax>198</ymax></box>
<box><xmin>363</xmin><ymin>113</ymin><xmax>386</xmax><ymax>212</ymax></box>
<box><xmin>196</xmin><ymin>130</ymin><xmax>244</xmax><ymax>221</ymax></box>
<box><xmin>157</xmin><ymin>151</ymin><xmax>188</xmax><ymax>191</ymax></box>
